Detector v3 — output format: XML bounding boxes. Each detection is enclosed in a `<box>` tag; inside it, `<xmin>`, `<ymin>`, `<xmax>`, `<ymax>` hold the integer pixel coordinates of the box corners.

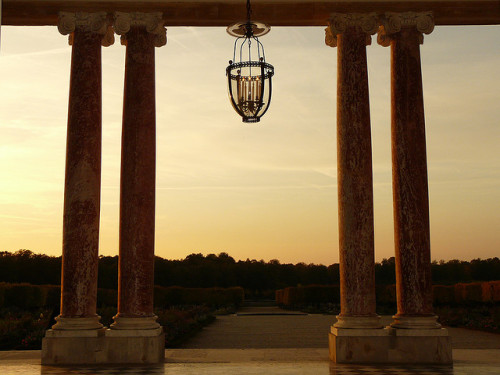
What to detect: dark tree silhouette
<box><xmin>1</xmin><ymin>250</ymin><xmax>498</xmax><ymax>296</ymax></box>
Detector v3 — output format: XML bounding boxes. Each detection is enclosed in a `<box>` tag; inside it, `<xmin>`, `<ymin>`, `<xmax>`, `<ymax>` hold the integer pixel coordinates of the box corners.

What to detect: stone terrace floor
<box><xmin>2</xmin><ymin>306</ymin><xmax>500</xmax><ymax>375</ymax></box>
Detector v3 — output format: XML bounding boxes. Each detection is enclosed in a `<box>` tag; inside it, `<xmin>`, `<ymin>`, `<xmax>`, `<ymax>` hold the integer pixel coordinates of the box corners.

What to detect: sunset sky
<box><xmin>0</xmin><ymin>25</ymin><xmax>498</xmax><ymax>265</ymax></box>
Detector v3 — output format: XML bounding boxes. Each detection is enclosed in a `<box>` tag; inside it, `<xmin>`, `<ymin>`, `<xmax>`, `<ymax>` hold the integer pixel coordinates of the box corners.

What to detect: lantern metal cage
<box><xmin>226</xmin><ymin>17</ymin><xmax>274</xmax><ymax>123</ymax></box>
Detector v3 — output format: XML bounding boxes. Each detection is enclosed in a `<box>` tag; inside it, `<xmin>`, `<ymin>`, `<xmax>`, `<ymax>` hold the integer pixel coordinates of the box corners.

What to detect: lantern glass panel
<box><xmin>227</xmin><ymin>60</ymin><xmax>273</xmax><ymax>123</ymax></box>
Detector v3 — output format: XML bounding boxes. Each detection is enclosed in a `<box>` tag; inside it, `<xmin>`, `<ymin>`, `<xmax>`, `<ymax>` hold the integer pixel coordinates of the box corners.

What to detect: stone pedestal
<box><xmin>329</xmin><ymin>327</ymin><xmax>390</xmax><ymax>363</ymax></box>
<box><xmin>42</xmin><ymin>328</ymin><xmax>106</xmax><ymax>365</ymax></box>
<box><xmin>385</xmin><ymin>327</ymin><xmax>452</xmax><ymax>364</ymax></box>
<box><xmin>104</xmin><ymin>328</ymin><xmax>165</xmax><ymax>364</ymax></box>
<box><xmin>329</xmin><ymin>327</ymin><xmax>452</xmax><ymax>364</ymax></box>
<box><xmin>41</xmin><ymin>329</ymin><xmax>164</xmax><ymax>365</ymax></box>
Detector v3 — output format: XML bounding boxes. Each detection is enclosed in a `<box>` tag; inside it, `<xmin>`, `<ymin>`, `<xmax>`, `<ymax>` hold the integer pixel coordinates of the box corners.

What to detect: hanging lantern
<box><xmin>226</xmin><ymin>0</ymin><xmax>274</xmax><ymax>123</ymax></box>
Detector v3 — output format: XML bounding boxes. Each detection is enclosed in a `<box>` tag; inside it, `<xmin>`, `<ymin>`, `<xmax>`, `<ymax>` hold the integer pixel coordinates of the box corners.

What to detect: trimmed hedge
<box><xmin>480</xmin><ymin>281</ymin><xmax>500</xmax><ymax>302</ymax></box>
<box><xmin>0</xmin><ymin>283</ymin><xmax>116</xmax><ymax>309</ymax></box>
<box><xmin>276</xmin><ymin>281</ymin><xmax>500</xmax><ymax>308</ymax></box>
<box><xmin>492</xmin><ymin>281</ymin><xmax>500</xmax><ymax>302</ymax></box>
<box><xmin>280</xmin><ymin>285</ymin><xmax>340</xmax><ymax>307</ymax></box>
<box><xmin>275</xmin><ymin>289</ymin><xmax>283</xmax><ymax>305</ymax></box>
<box><xmin>154</xmin><ymin>286</ymin><xmax>244</xmax><ymax>308</ymax></box>
<box><xmin>376</xmin><ymin>284</ymin><xmax>396</xmax><ymax>305</ymax></box>
<box><xmin>0</xmin><ymin>283</ymin><xmax>45</xmax><ymax>309</ymax></box>
<box><xmin>0</xmin><ymin>282</ymin><xmax>244</xmax><ymax>309</ymax></box>
<box><xmin>433</xmin><ymin>285</ymin><xmax>455</xmax><ymax>305</ymax></box>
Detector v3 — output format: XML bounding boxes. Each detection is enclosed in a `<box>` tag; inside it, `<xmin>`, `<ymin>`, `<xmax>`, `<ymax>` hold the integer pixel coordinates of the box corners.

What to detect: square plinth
<box><xmin>329</xmin><ymin>327</ymin><xmax>390</xmax><ymax>363</ymax></box>
<box><xmin>386</xmin><ymin>327</ymin><xmax>452</xmax><ymax>364</ymax></box>
<box><xmin>105</xmin><ymin>328</ymin><xmax>165</xmax><ymax>364</ymax></box>
<box><xmin>41</xmin><ymin>328</ymin><xmax>165</xmax><ymax>365</ymax></box>
<box><xmin>41</xmin><ymin>328</ymin><xmax>107</xmax><ymax>365</ymax></box>
<box><xmin>329</xmin><ymin>327</ymin><xmax>452</xmax><ymax>364</ymax></box>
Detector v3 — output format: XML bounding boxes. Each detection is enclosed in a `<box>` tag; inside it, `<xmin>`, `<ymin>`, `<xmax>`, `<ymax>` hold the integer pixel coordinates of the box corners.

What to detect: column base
<box><xmin>51</xmin><ymin>315</ymin><xmax>103</xmax><ymax>330</ymax></box>
<box><xmin>41</xmin><ymin>327</ymin><xmax>165</xmax><ymax>364</ymax></box>
<box><xmin>110</xmin><ymin>314</ymin><xmax>160</xmax><ymax>330</ymax></box>
<box><xmin>329</xmin><ymin>326</ymin><xmax>452</xmax><ymax>364</ymax></box>
<box><xmin>391</xmin><ymin>315</ymin><xmax>441</xmax><ymax>329</ymax></box>
<box><xmin>333</xmin><ymin>315</ymin><xmax>383</xmax><ymax>329</ymax></box>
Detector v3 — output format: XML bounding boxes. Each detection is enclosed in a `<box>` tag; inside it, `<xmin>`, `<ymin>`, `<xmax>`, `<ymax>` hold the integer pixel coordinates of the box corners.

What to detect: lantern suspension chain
<box><xmin>246</xmin><ymin>0</ymin><xmax>253</xmax><ymax>75</ymax></box>
<box><xmin>248</xmin><ymin>37</ymin><xmax>252</xmax><ymax>76</ymax></box>
<box><xmin>246</xmin><ymin>0</ymin><xmax>252</xmax><ymax>24</ymax></box>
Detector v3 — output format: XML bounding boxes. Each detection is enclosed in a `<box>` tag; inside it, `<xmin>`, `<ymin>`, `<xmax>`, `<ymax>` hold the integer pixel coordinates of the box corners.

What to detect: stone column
<box><xmin>378</xmin><ymin>12</ymin><xmax>441</xmax><ymax>330</ymax></box>
<box><xmin>110</xmin><ymin>12</ymin><xmax>166</xmax><ymax>332</ymax></box>
<box><xmin>52</xmin><ymin>12</ymin><xmax>114</xmax><ymax>331</ymax></box>
<box><xmin>326</xmin><ymin>13</ymin><xmax>381</xmax><ymax>330</ymax></box>
<box><xmin>42</xmin><ymin>13</ymin><xmax>114</xmax><ymax>365</ymax></box>
<box><xmin>326</xmin><ymin>13</ymin><xmax>389</xmax><ymax>364</ymax></box>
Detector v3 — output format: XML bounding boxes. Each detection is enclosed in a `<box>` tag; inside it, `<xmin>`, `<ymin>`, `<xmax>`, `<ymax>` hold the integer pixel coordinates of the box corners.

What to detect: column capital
<box><xmin>377</xmin><ymin>12</ymin><xmax>434</xmax><ymax>46</ymax></box>
<box><xmin>113</xmin><ymin>12</ymin><xmax>167</xmax><ymax>47</ymax></box>
<box><xmin>58</xmin><ymin>12</ymin><xmax>114</xmax><ymax>47</ymax></box>
<box><xmin>325</xmin><ymin>13</ymin><xmax>378</xmax><ymax>47</ymax></box>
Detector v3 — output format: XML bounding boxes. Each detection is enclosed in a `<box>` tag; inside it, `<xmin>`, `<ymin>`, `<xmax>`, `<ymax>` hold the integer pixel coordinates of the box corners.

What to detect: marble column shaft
<box><xmin>55</xmin><ymin>13</ymin><xmax>112</xmax><ymax>329</ymax></box>
<box><xmin>119</xmin><ymin>26</ymin><xmax>156</xmax><ymax>318</ymax></box>
<box><xmin>112</xmin><ymin>13</ymin><xmax>165</xmax><ymax>329</ymax></box>
<box><xmin>326</xmin><ymin>14</ymin><xmax>380</xmax><ymax>328</ymax></box>
<box><xmin>378</xmin><ymin>12</ymin><xmax>438</xmax><ymax>327</ymax></box>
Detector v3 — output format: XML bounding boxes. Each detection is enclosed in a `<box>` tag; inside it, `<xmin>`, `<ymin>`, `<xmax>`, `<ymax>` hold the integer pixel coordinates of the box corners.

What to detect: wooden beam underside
<box><xmin>2</xmin><ymin>0</ymin><xmax>500</xmax><ymax>27</ymax></box>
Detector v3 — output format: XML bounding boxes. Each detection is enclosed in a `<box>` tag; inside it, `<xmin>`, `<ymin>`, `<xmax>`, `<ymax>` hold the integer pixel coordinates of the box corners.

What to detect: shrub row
<box><xmin>0</xmin><ymin>283</ymin><xmax>60</xmax><ymax>309</ymax></box>
<box><xmin>154</xmin><ymin>286</ymin><xmax>244</xmax><ymax>308</ymax></box>
<box><xmin>276</xmin><ymin>285</ymin><xmax>340</xmax><ymax>307</ymax></box>
<box><xmin>433</xmin><ymin>281</ymin><xmax>500</xmax><ymax>305</ymax></box>
<box><xmin>276</xmin><ymin>281</ymin><xmax>500</xmax><ymax>308</ymax></box>
<box><xmin>0</xmin><ymin>305</ymin><xmax>217</xmax><ymax>350</ymax></box>
<box><xmin>0</xmin><ymin>282</ymin><xmax>244</xmax><ymax>309</ymax></box>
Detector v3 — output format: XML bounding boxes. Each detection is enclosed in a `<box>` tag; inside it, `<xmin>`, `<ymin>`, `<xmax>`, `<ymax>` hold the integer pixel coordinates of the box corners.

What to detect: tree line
<box><xmin>1</xmin><ymin>250</ymin><xmax>499</xmax><ymax>296</ymax></box>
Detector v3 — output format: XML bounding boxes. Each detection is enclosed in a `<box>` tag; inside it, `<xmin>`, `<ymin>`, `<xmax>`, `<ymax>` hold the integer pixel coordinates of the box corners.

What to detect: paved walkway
<box><xmin>182</xmin><ymin>306</ymin><xmax>330</xmax><ymax>348</ymax></box>
<box><xmin>1</xmin><ymin>306</ymin><xmax>500</xmax><ymax>375</ymax></box>
<box><xmin>182</xmin><ymin>306</ymin><xmax>500</xmax><ymax>350</ymax></box>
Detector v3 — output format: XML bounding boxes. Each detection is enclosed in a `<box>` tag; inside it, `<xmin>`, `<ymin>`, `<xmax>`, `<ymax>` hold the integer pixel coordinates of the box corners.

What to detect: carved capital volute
<box><xmin>58</xmin><ymin>12</ymin><xmax>114</xmax><ymax>47</ymax></box>
<box><xmin>325</xmin><ymin>13</ymin><xmax>379</xmax><ymax>48</ymax></box>
<box><xmin>113</xmin><ymin>12</ymin><xmax>167</xmax><ymax>47</ymax></box>
<box><xmin>377</xmin><ymin>12</ymin><xmax>434</xmax><ymax>46</ymax></box>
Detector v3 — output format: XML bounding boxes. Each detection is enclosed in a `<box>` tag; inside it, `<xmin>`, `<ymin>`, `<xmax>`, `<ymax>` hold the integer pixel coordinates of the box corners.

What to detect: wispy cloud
<box><xmin>0</xmin><ymin>26</ymin><xmax>498</xmax><ymax>264</ymax></box>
